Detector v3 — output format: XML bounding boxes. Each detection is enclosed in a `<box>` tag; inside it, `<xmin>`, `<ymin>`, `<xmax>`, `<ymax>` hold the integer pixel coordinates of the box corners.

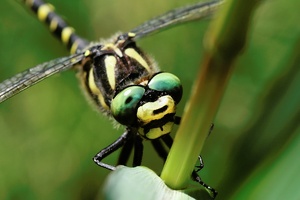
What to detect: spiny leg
<box><xmin>193</xmin><ymin>123</ymin><xmax>217</xmax><ymax>197</ymax></box>
<box><xmin>161</xmin><ymin>134</ymin><xmax>204</xmax><ymax>170</ymax></box>
<box><xmin>195</xmin><ymin>123</ymin><xmax>214</xmax><ymax>172</ymax></box>
<box><xmin>152</xmin><ymin>136</ymin><xmax>215</xmax><ymax>196</ymax></box>
<box><xmin>93</xmin><ymin>128</ymin><xmax>133</xmax><ymax>171</ymax></box>
<box><xmin>133</xmin><ymin>136</ymin><xmax>144</xmax><ymax>167</ymax></box>
<box><xmin>151</xmin><ymin>139</ymin><xmax>169</xmax><ymax>160</ymax></box>
<box><xmin>117</xmin><ymin>133</ymin><xmax>144</xmax><ymax>167</ymax></box>
<box><xmin>161</xmin><ymin>133</ymin><xmax>173</xmax><ymax>147</ymax></box>
<box><xmin>192</xmin><ymin>171</ymin><xmax>218</xmax><ymax>198</ymax></box>
<box><xmin>161</xmin><ymin>134</ymin><xmax>217</xmax><ymax>198</ymax></box>
<box><xmin>195</xmin><ymin>155</ymin><xmax>204</xmax><ymax>172</ymax></box>
<box><xmin>117</xmin><ymin>133</ymin><xmax>135</xmax><ymax>166</ymax></box>
<box><xmin>174</xmin><ymin>119</ymin><xmax>214</xmax><ymax>172</ymax></box>
<box><xmin>160</xmin><ymin>133</ymin><xmax>205</xmax><ymax>171</ymax></box>
<box><xmin>208</xmin><ymin>123</ymin><xmax>214</xmax><ymax>137</ymax></box>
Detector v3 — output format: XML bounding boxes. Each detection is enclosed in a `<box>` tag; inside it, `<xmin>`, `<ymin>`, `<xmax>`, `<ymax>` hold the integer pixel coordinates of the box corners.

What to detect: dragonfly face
<box><xmin>80</xmin><ymin>34</ymin><xmax>183</xmax><ymax>140</ymax></box>
<box><xmin>111</xmin><ymin>72</ymin><xmax>182</xmax><ymax>139</ymax></box>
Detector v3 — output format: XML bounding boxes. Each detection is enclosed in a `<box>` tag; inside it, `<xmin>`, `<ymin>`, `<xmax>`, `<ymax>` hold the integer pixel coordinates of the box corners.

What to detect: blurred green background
<box><xmin>0</xmin><ymin>0</ymin><xmax>299</xmax><ymax>199</ymax></box>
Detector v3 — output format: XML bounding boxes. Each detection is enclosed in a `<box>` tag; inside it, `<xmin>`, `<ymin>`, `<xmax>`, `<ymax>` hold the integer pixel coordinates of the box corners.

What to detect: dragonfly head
<box><xmin>111</xmin><ymin>72</ymin><xmax>182</xmax><ymax>139</ymax></box>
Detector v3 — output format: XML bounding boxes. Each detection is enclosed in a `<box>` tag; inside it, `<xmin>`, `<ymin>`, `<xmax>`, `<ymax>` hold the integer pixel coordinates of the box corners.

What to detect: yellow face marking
<box><xmin>125</xmin><ymin>48</ymin><xmax>150</xmax><ymax>72</ymax></box>
<box><xmin>104</xmin><ymin>56</ymin><xmax>117</xmax><ymax>90</ymax></box>
<box><xmin>61</xmin><ymin>27</ymin><xmax>74</xmax><ymax>45</ymax></box>
<box><xmin>101</xmin><ymin>44</ymin><xmax>123</xmax><ymax>58</ymax></box>
<box><xmin>139</xmin><ymin>122</ymin><xmax>174</xmax><ymax>139</ymax></box>
<box><xmin>37</xmin><ymin>4</ymin><xmax>53</xmax><ymax>22</ymax></box>
<box><xmin>137</xmin><ymin>95</ymin><xmax>175</xmax><ymax>125</ymax></box>
<box><xmin>88</xmin><ymin>69</ymin><xmax>109</xmax><ymax>111</ymax></box>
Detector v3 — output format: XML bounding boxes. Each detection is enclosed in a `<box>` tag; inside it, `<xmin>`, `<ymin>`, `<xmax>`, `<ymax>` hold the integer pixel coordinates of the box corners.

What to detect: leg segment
<box><xmin>133</xmin><ymin>136</ymin><xmax>144</xmax><ymax>167</ymax></box>
<box><xmin>208</xmin><ymin>123</ymin><xmax>214</xmax><ymax>137</ymax></box>
<box><xmin>161</xmin><ymin>134</ymin><xmax>217</xmax><ymax>198</ymax></box>
<box><xmin>93</xmin><ymin>129</ymin><xmax>133</xmax><ymax>171</ymax></box>
<box><xmin>192</xmin><ymin>171</ymin><xmax>218</xmax><ymax>198</ymax></box>
<box><xmin>117</xmin><ymin>134</ymin><xmax>134</xmax><ymax>165</ymax></box>
<box><xmin>195</xmin><ymin>156</ymin><xmax>204</xmax><ymax>172</ymax></box>
<box><xmin>151</xmin><ymin>139</ymin><xmax>168</xmax><ymax>160</ymax></box>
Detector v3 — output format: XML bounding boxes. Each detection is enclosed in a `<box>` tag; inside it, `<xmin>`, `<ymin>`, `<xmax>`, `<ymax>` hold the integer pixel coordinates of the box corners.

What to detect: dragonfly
<box><xmin>0</xmin><ymin>0</ymin><xmax>221</xmax><ymax>197</ymax></box>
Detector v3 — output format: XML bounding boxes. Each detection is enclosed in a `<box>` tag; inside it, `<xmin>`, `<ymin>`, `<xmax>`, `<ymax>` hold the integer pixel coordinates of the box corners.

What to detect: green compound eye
<box><xmin>148</xmin><ymin>72</ymin><xmax>182</xmax><ymax>103</ymax></box>
<box><xmin>111</xmin><ymin>86</ymin><xmax>145</xmax><ymax>126</ymax></box>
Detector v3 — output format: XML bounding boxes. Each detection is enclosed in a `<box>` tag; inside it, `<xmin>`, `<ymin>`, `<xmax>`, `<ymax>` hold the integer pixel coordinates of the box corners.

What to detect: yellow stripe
<box><xmin>61</xmin><ymin>27</ymin><xmax>74</xmax><ymax>45</ymax></box>
<box><xmin>70</xmin><ymin>41</ymin><xmax>79</xmax><ymax>54</ymax></box>
<box><xmin>37</xmin><ymin>4</ymin><xmax>53</xmax><ymax>22</ymax></box>
<box><xmin>88</xmin><ymin>69</ymin><xmax>109</xmax><ymax>111</ymax></box>
<box><xmin>104</xmin><ymin>56</ymin><xmax>117</xmax><ymax>90</ymax></box>
<box><xmin>125</xmin><ymin>48</ymin><xmax>150</xmax><ymax>72</ymax></box>
<box><xmin>49</xmin><ymin>18</ymin><xmax>58</xmax><ymax>32</ymax></box>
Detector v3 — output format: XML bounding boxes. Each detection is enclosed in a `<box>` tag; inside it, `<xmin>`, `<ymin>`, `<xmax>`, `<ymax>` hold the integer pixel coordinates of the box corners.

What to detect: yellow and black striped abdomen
<box><xmin>24</xmin><ymin>0</ymin><xmax>88</xmax><ymax>54</ymax></box>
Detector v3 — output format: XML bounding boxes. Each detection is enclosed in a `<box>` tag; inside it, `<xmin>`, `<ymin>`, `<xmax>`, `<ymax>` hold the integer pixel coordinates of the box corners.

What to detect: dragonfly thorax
<box><xmin>80</xmin><ymin>36</ymin><xmax>158</xmax><ymax>112</ymax></box>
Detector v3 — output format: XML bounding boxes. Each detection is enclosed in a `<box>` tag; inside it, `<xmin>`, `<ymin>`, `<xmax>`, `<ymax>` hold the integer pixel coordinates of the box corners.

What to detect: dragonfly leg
<box><xmin>151</xmin><ymin>139</ymin><xmax>168</xmax><ymax>160</ymax></box>
<box><xmin>93</xmin><ymin>128</ymin><xmax>133</xmax><ymax>171</ymax></box>
<box><xmin>161</xmin><ymin>134</ymin><xmax>217</xmax><ymax>198</ymax></box>
<box><xmin>195</xmin><ymin>155</ymin><xmax>204</xmax><ymax>172</ymax></box>
<box><xmin>133</xmin><ymin>136</ymin><xmax>144</xmax><ymax>167</ymax></box>
<box><xmin>117</xmin><ymin>133</ymin><xmax>135</xmax><ymax>166</ymax></box>
<box><xmin>192</xmin><ymin>171</ymin><xmax>218</xmax><ymax>199</ymax></box>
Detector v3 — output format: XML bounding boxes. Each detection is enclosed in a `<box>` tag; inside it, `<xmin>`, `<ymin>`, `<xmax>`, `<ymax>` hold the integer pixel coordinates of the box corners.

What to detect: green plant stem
<box><xmin>161</xmin><ymin>0</ymin><xmax>261</xmax><ymax>189</ymax></box>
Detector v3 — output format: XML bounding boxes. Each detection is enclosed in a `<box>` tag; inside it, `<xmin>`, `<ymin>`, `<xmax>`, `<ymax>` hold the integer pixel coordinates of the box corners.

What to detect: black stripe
<box><xmin>24</xmin><ymin>0</ymin><xmax>88</xmax><ymax>53</ymax></box>
<box><xmin>28</xmin><ymin>0</ymin><xmax>43</xmax><ymax>13</ymax></box>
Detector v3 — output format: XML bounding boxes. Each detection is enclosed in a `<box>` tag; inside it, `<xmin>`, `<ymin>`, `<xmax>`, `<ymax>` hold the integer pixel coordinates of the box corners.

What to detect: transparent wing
<box><xmin>0</xmin><ymin>1</ymin><xmax>222</xmax><ymax>103</ymax></box>
<box><xmin>130</xmin><ymin>0</ymin><xmax>222</xmax><ymax>40</ymax></box>
<box><xmin>0</xmin><ymin>53</ymin><xmax>84</xmax><ymax>103</ymax></box>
